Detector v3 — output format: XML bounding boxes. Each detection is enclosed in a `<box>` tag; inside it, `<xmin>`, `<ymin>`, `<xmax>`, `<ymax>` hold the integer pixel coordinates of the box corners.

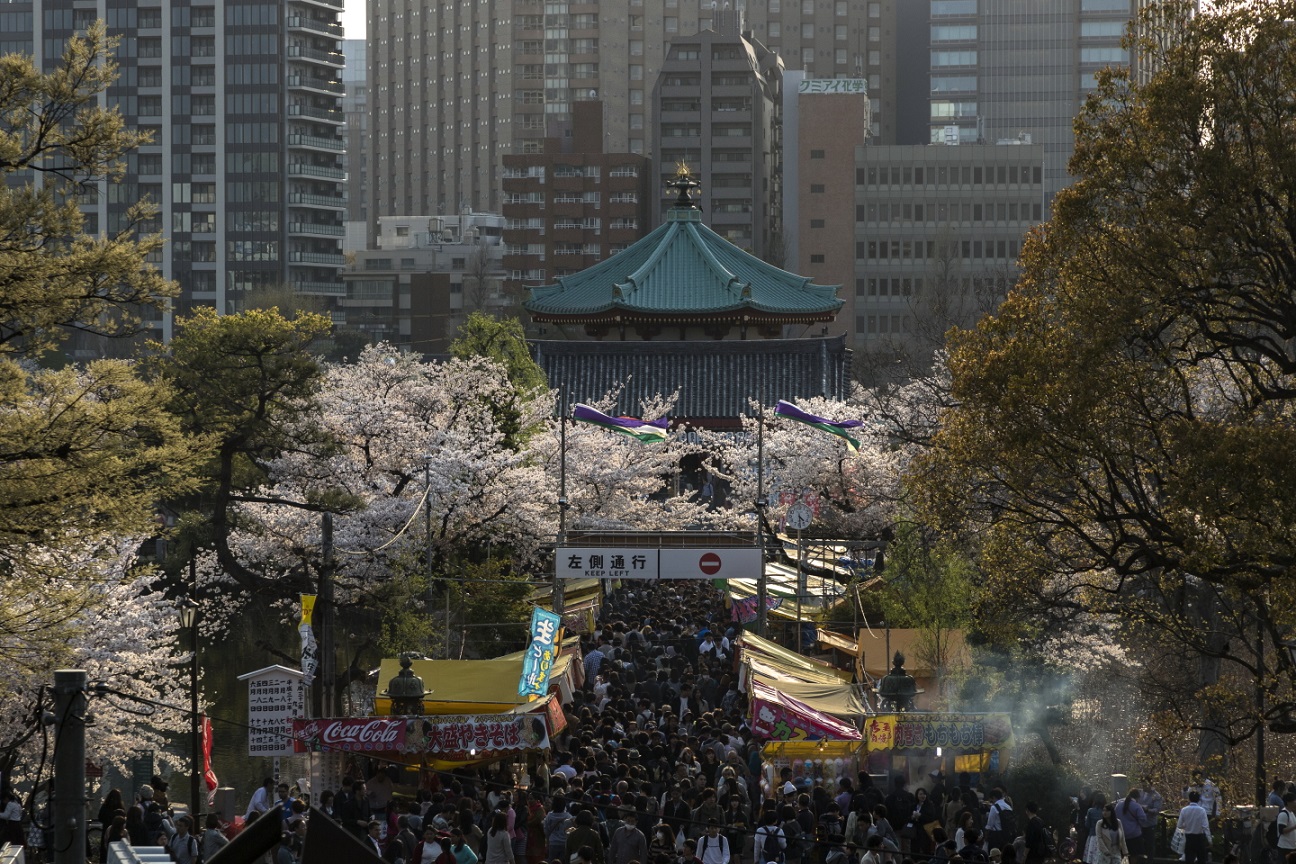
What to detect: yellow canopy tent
<box><xmin>374</xmin><ymin>659</ymin><xmax>526</xmax><ymax>716</ymax></box>
<box><xmin>761</xmin><ymin>740</ymin><xmax>863</xmax><ymax>760</ymax></box>
<box><xmin>531</xmin><ymin>578</ymin><xmax>602</xmax><ymax>609</ymax></box>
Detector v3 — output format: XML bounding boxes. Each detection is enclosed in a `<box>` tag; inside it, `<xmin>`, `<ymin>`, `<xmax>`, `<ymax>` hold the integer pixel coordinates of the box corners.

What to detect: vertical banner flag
<box><xmin>201</xmin><ymin>714</ymin><xmax>219</xmax><ymax>805</ymax></box>
<box><xmin>299</xmin><ymin>594</ymin><xmax>318</xmax><ymax>687</ymax></box>
<box><xmin>519</xmin><ymin>607</ymin><xmax>563</xmax><ymax>698</ymax></box>
<box><xmin>774</xmin><ymin>400</ymin><xmax>864</xmax><ymax>452</ymax></box>
<box><xmin>572</xmin><ymin>403</ymin><xmax>669</xmax><ymax>443</ymax></box>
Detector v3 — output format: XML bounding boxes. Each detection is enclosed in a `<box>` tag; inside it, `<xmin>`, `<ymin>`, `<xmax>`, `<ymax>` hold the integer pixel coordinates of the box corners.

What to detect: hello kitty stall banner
<box><xmin>749</xmin><ymin>679</ymin><xmax>862</xmax><ymax>741</ymax></box>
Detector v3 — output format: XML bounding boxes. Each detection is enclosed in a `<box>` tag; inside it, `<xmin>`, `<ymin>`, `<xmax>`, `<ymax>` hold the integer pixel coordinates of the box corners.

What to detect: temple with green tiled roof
<box><xmin>525</xmin><ymin>167</ymin><xmax>843</xmax><ymax>341</ymax></box>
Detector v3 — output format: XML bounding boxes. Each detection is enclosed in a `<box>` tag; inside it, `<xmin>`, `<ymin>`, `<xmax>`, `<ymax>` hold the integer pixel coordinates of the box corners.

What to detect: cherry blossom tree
<box><xmin>0</xmin><ymin>541</ymin><xmax>186</xmax><ymax>781</ymax></box>
<box><xmin>548</xmin><ymin>391</ymin><xmax>726</xmax><ymax>532</ymax></box>
<box><xmin>195</xmin><ymin>346</ymin><xmax>554</xmax><ymax>644</ymax></box>
<box><xmin>701</xmin><ymin>391</ymin><xmax>911</xmax><ymax>540</ymax></box>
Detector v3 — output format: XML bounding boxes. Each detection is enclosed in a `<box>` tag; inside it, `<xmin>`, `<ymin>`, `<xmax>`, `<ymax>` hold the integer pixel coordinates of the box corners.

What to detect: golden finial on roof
<box><xmin>667</xmin><ymin>161</ymin><xmax>701</xmax><ymax>210</ymax></box>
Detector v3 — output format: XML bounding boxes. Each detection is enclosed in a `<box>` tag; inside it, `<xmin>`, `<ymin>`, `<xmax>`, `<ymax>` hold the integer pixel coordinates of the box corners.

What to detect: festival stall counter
<box><xmin>760</xmin><ymin>740</ymin><xmax>864</xmax><ymax>801</ymax></box>
<box><xmin>863</xmin><ymin>712</ymin><xmax>1013</xmax><ymax>784</ymax></box>
<box><xmin>291</xmin><ymin>710</ymin><xmax>553</xmax><ymax>772</ymax></box>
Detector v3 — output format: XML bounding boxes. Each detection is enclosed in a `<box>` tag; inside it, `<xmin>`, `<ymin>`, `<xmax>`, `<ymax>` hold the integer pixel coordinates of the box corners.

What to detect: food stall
<box><xmin>863</xmin><ymin>712</ymin><xmax>1013</xmax><ymax>783</ymax></box>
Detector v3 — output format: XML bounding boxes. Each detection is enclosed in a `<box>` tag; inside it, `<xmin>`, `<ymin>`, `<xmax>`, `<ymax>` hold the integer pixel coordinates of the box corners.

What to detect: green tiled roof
<box><xmin>525</xmin><ymin>208</ymin><xmax>842</xmax><ymax>319</ymax></box>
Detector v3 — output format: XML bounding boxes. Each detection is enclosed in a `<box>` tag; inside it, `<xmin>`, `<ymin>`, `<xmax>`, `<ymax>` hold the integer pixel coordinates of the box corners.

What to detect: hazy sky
<box><xmin>343</xmin><ymin>2</ymin><xmax>365</xmax><ymax>40</ymax></box>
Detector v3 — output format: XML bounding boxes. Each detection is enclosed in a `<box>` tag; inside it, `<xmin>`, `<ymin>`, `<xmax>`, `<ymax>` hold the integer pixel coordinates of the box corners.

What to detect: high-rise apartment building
<box><xmin>342</xmin><ymin>37</ymin><xmax>368</xmax><ymax>252</ymax></box>
<box><xmin>0</xmin><ymin>0</ymin><xmax>347</xmax><ymax>342</ymax></box>
<box><xmin>367</xmin><ymin>0</ymin><xmax>897</xmax><ymax>225</ymax></box>
<box><xmin>650</xmin><ymin>20</ymin><xmax>783</xmax><ymax>258</ymax></box>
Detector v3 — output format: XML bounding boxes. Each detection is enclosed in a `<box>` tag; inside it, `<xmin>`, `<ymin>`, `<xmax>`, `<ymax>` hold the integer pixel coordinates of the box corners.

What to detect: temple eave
<box><xmin>528</xmin><ymin>309</ymin><xmax>839</xmax><ymax>325</ymax></box>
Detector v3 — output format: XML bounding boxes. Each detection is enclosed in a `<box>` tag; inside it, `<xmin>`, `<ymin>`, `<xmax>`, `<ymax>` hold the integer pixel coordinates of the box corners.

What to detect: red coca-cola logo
<box><xmin>294</xmin><ymin>718</ymin><xmax>406</xmax><ymax>751</ymax></box>
<box><xmin>323</xmin><ymin>718</ymin><xmax>404</xmax><ymax>745</ymax></box>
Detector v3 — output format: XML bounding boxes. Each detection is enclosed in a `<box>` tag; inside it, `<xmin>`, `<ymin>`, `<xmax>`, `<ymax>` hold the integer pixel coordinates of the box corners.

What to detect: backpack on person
<box><xmin>699</xmin><ymin>834</ymin><xmax>728</xmax><ymax>862</ymax></box>
<box><xmin>760</xmin><ymin>825</ymin><xmax>786</xmax><ymax>862</ymax></box>
<box><xmin>782</xmin><ymin>819</ymin><xmax>805</xmax><ymax>859</ymax></box>
<box><xmin>995</xmin><ymin>803</ymin><xmax>1018</xmax><ymax>838</ymax></box>
<box><xmin>1267</xmin><ymin>811</ymin><xmax>1288</xmax><ymax>850</ymax></box>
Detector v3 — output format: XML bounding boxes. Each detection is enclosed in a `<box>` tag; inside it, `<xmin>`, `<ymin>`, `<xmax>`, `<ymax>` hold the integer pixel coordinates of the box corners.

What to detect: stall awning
<box><xmin>739</xmin><ymin>632</ymin><xmax>854</xmax><ymax>683</ymax></box>
<box><xmin>745</xmin><ymin>655</ymin><xmax>849</xmax><ymax>687</ymax></box>
<box><xmin>750</xmin><ymin>673</ymin><xmax>871</xmax><ymax>718</ymax></box>
<box><xmin>750</xmin><ymin>678</ymin><xmax>862</xmax><ymax>741</ymax></box>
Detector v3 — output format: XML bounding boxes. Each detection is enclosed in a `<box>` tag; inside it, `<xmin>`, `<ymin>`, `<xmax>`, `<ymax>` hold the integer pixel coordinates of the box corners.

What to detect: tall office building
<box><xmin>368</xmin><ymin>0</ymin><xmax>897</xmax><ymax>225</ymax></box>
<box><xmin>918</xmin><ymin>0</ymin><xmax>1139</xmax><ymax>207</ymax></box>
<box><xmin>0</xmin><ymin>0</ymin><xmax>347</xmax><ymax>342</ymax></box>
<box><xmin>783</xmin><ymin>75</ymin><xmax>871</xmax><ymax>340</ymax></box>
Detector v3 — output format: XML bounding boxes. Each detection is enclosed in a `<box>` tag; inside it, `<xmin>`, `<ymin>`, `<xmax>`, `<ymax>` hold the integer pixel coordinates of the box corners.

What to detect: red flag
<box><xmin>201</xmin><ymin>714</ymin><xmax>218</xmax><ymax>804</ymax></box>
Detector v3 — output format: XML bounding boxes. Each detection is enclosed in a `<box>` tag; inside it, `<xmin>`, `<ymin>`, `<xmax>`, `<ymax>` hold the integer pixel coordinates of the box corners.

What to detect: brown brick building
<box><xmin>501</xmin><ymin>101</ymin><xmax>651</xmax><ymax>312</ymax></box>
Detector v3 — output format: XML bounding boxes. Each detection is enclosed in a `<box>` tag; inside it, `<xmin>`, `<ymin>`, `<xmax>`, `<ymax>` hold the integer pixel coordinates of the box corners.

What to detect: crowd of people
<box><xmin>84</xmin><ymin>580</ymin><xmax>1294</xmax><ymax>864</ymax></box>
<box><xmin>213</xmin><ymin>581</ymin><xmax>1059</xmax><ymax>864</ymax></box>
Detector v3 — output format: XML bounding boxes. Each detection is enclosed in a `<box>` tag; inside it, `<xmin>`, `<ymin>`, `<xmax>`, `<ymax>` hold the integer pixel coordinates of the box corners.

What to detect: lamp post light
<box><xmin>177</xmin><ymin>597</ymin><xmax>201</xmax><ymax>820</ymax></box>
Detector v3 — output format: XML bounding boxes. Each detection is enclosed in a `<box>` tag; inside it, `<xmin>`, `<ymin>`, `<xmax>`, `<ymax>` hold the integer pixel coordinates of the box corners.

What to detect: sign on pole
<box><xmin>237</xmin><ymin>665</ymin><xmax>306</xmax><ymax>758</ymax></box>
<box><xmin>519</xmin><ymin>607</ymin><xmax>562</xmax><ymax>698</ymax></box>
<box><xmin>555</xmin><ymin>546</ymin><xmax>761</xmax><ymax>580</ymax></box>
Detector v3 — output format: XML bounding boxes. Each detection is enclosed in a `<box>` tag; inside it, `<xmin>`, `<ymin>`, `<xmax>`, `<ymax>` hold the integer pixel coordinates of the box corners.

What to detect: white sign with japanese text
<box><xmin>238</xmin><ymin>665</ymin><xmax>307</xmax><ymax>758</ymax></box>
<box><xmin>799</xmin><ymin>79</ymin><xmax>867</xmax><ymax>94</ymax></box>
<box><xmin>556</xmin><ymin>547</ymin><xmax>763</xmax><ymax>580</ymax></box>
<box><xmin>556</xmin><ymin>547</ymin><xmax>659</xmax><ymax>579</ymax></box>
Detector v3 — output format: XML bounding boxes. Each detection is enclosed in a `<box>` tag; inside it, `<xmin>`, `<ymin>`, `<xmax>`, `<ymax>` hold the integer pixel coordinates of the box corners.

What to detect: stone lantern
<box><xmin>382</xmin><ymin>652</ymin><xmax>431</xmax><ymax>716</ymax></box>
<box><xmin>876</xmin><ymin>651</ymin><xmax>921</xmax><ymax>712</ymax></box>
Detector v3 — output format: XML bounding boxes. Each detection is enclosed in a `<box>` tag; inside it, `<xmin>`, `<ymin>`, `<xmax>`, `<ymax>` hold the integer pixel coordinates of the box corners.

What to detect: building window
<box><xmin>931</xmin><ymin>25</ymin><xmax>977</xmax><ymax>41</ymax></box>
<box><xmin>810</xmin><ymin>149</ymin><xmax>825</xmax><ymax>159</ymax></box>
<box><xmin>810</xmin><ymin>254</ymin><xmax>825</xmax><ymax>263</ymax></box>
<box><xmin>1080</xmin><ymin>47</ymin><xmax>1129</xmax><ymax>64</ymax></box>
<box><xmin>810</xmin><ymin>183</ymin><xmax>824</xmax><ymax>192</ymax></box>
<box><xmin>802</xmin><ymin>23</ymin><xmax>814</xmax><ymax>38</ymax></box>
<box><xmin>931</xmin><ymin>50</ymin><xmax>977</xmax><ymax>66</ymax></box>
<box><xmin>810</xmin><ymin>219</ymin><xmax>825</xmax><ymax>228</ymax></box>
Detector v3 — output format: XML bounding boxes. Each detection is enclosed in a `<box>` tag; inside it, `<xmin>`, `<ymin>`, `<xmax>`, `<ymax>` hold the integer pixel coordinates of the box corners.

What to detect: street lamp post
<box><xmin>177</xmin><ymin>597</ymin><xmax>200</xmax><ymax>820</ymax></box>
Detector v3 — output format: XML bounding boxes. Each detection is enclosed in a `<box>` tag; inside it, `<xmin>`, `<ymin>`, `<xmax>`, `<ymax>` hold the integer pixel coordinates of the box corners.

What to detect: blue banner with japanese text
<box><xmin>518</xmin><ymin>607</ymin><xmax>562</xmax><ymax>698</ymax></box>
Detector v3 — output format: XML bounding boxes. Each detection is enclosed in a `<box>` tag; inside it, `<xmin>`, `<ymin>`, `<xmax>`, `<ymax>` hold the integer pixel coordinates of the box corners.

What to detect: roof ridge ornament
<box><xmin>668</xmin><ymin>160</ymin><xmax>701</xmax><ymax>210</ymax></box>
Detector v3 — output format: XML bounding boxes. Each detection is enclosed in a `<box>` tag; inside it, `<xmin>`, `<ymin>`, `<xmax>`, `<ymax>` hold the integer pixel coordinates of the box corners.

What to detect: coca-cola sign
<box><xmin>292</xmin><ymin>717</ymin><xmax>407</xmax><ymax>753</ymax></box>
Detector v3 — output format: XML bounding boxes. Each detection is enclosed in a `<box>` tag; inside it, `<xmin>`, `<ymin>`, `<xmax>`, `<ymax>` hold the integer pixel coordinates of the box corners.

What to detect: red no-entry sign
<box><xmin>698</xmin><ymin>553</ymin><xmax>722</xmax><ymax>575</ymax></box>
